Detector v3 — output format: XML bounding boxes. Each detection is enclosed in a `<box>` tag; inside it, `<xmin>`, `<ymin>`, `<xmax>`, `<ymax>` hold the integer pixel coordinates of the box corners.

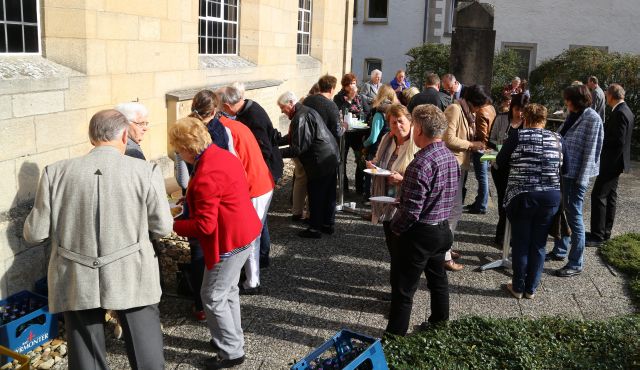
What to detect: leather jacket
<box><xmin>282</xmin><ymin>103</ymin><xmax>339</xmax><ymax>179</ymax></box>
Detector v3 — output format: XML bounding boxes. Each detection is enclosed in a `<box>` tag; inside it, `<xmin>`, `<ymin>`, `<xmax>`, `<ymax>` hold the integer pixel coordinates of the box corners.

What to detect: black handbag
<box><xmin>549</xmin><ymin>136</ymin><xmax>572</xmax><ymax>240</ymax></box>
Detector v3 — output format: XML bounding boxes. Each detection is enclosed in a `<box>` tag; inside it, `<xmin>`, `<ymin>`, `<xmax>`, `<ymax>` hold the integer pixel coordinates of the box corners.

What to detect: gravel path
<box><xmin>104</xmin><ymin>159</ymin><xmax>638</xmax><ymax>369</ymax></box>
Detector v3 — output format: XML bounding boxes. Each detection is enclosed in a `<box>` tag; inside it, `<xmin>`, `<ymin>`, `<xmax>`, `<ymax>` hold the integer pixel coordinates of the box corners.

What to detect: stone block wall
<box><xmin>0</xmin><ymin>0</ymin><xmax>353</xmax><ymax>297</ymax></box>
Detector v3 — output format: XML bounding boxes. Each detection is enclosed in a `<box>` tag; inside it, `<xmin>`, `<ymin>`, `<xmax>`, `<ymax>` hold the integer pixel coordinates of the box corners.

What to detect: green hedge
<box><xmin>601</xmin><ymin>233</ymin><xmax>640</xmax><ymax>307</ymax></box>
<box><xmin>383</xmin><ymin>316</ymin><xmax>640</xmax><ymax>370</ymax></box>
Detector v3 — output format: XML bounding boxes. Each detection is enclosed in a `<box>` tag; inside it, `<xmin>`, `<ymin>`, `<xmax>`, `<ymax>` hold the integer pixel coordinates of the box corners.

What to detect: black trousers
<box><xmin>307</xmin><ymin>169</ymin><xmax>337</xmax><ymax>230</ymax></box>
<box><xmin>64</xmin><ymin>305</ymin><xmax>164</xmax><ymax>370</ymax></box>
<box><xmin>386</xmin><ymin>222</ymin><xmax>452</xmax><ymax>336</ymax></box>
<box><xmin>590</xmin><ymin>173</ymin><xmax>620</xmax><ymax>242</ymax></box>
<box><xmin>383</xmin><ymin>222</ymin><xmax>399</xmax><ymax>286</ymax></box>
<box><xmin>491</xmin><ymin>166</ymin><xmax>508</xmax><ymax>242</ymax></box>
<box><xmin>342</xmin><ymin>131</ymin><xmax>366</xmax><ymax>193</ymax></box>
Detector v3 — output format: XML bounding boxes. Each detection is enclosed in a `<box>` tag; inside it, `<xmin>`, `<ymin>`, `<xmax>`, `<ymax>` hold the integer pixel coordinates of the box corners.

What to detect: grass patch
<box><xmin>600</xmin><ymin>233</ymin><xmax>640</xmax><ymax>308</ymax></box>
<box><xmin>383</xmin><ymin>316</ymin><xmax>640</xmax><ymax>370</ymax></box>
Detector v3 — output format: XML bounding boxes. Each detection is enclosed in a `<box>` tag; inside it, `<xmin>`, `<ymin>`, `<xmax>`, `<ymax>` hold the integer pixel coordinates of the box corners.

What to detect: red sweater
<box><xmin>219</xmin><ymin>116</ymin><xmax>275</xmax><ymax>198</ymax></box>
<box><xmin>173</xmin><ymin>145</ymin><xmax>262</xmax><ymax>269</ymax></box>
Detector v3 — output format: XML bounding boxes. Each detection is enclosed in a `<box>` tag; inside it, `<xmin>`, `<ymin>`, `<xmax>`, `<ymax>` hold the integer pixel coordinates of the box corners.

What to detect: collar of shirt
<box><xmin>612</xmin><ymin>101</ymin><xmax>624</xmax><ymax>111</ymax></box>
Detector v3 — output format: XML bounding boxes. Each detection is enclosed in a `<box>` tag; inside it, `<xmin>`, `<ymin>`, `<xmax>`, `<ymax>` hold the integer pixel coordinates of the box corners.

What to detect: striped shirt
<box><xmin>391</xmin><ymin>141</ymin><xmax>460</xmax><ymax>235</ymax></box>
<box><xmin>219</xmin><ymin>244</ymin><xmax>251</xmax><ymax>260</ymax></box>
<box><xmin>496</xmin><ymin>128</ymin><xmax>562</xmax><ymax>207</ymax></box>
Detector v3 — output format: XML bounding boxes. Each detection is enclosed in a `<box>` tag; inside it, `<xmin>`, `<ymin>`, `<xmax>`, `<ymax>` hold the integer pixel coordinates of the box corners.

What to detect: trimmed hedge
<box><xmin>383</xmin><ymin>316</ymin><xmax>640</xmax><ymax>370</ymax></box>
<box><xmin>601</xmin><ymin>233</ymin><xmax>640</xmax><ymax>308</ymax></box>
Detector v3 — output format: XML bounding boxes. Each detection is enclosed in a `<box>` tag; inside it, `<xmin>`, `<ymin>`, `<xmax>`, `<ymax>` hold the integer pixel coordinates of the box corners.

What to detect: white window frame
<box><xmin>0</xmin><ymin>0</ymin><xmax>41</xmax><ymax>55</ymax></box>
<box><xmin>502</xmin><ymin>42</ymin><xmax>537</xmax><ymax>76</ymax></box>
<box><xmin>365</xmin><ymin>0</ymin><xmax>388</xmax><ymax>23</ymax></box>
<box><xmin>198</xmin><ymin>0</ymin><xmax>240</xmax><ymax>56</ymax></box>
<box><xmin>296</xmin><ymin>0</ymin><xmax>312</xmax><ymax>55</ymax></box>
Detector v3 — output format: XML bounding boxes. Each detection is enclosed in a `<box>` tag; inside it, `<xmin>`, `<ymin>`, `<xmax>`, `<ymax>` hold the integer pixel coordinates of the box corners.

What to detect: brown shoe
<box><xmin>450</xmin><ymin>251</ymin><xmax>462</xmax><ymax>260</ymax></box>
<box><xmin>443</xmin><ymin>260</ymin><xmax>464</xmax><ymax>271</ymax></box>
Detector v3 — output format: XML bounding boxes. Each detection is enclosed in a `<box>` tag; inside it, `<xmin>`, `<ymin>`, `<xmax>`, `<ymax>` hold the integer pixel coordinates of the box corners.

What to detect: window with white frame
<box><xmin>503</xmin><ymin>42</ymin><xmax>537</xmax><ymax>78</ymax></box>
<box><xmin>297</xmin><ymin>0</ymin><xmax>311</xmax><ymax>55</ymax></box>
<box><xmin>364</xmin><ymin>58</ymin><xmax>382</xmax><ymax>78</ymax></box>
<box><xmin>1</xmin><ymin>0</ymin><xmax>40</xmax><ymax>53</ymax></box>
<box><xmin>198</xmin><ymin>0</ymin><xmax>239</xmax><ymax>55</ymax></box>
<box><xmin>365</xmin><ymin>0</ymin><xmax>388</xmax><ymax>22</ymax></box>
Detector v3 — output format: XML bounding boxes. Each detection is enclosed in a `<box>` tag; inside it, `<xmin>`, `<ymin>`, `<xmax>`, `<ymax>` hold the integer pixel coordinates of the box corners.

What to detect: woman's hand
<box><xmin>387</xmin><ymin>171</ymin><xmax>403</xmax><ymax>185</ymax></box>
<box><xmin>365</xmin><ymin>160</ymin><xmax>376</xmax><ymax>169</ymax></box>
<box><xmin>176</xmin><ymin>196</ymin><xmax>186</xmax><ymax>205</ymax></box>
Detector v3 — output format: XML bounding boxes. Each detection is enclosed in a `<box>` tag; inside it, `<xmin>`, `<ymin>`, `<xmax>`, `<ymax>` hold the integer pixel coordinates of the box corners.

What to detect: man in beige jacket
<box><xmin>23</xmin><ymin>110</ymin><xmax>173</xmax><ymax>370</ymax></box>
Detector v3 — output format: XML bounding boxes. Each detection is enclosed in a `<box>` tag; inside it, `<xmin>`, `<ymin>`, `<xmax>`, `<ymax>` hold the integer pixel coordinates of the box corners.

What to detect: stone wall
<box><xmin>0</xmin><ymin>0</ymin><xmax>353</xmax><ymax>298</ymax></box>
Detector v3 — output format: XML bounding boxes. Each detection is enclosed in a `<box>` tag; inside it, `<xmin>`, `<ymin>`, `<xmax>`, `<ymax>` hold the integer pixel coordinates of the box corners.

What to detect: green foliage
<box><xmin>405</xmin><ymin>43</ymin><xmax>451</xmax><ymax>89</ymax></box>
<box><xmin>491</xmin><ymin>48</ymin><xmax>528</xmax><ymax>104</ymax></box>
<box><xmin>383</xmin><ymin>316</ymin><xmax>640</xmax><ymax>370</ymax></box>
<box><xmin>529</xmin><ymin>47</ymin><xmax>640</xmax><ymax>158</ymax></box>
<box><xmin>601</xmin><ymin>233</ymin><xmax>640</xmax><ymax>307</ymax></box>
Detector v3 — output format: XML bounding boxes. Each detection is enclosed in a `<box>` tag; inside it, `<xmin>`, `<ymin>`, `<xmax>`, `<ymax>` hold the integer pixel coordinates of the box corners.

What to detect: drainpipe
<box><xmin>342</xmin><ymin>0</ymin><xmax>350</xmax><ymax>75</ymax></box>
<box><xmin>423</xmin><ymin>0</ymin><xmax>430</xmax><ymax>44</ymax></box>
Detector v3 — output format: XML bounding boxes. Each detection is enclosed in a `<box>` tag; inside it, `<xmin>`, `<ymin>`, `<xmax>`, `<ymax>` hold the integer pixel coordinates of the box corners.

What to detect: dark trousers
<box><xmin>64</xmin><ymin>305</ymin><xmax>164</xmax><ymax>370</ymax></box>
<box><xmin>382</xmin><ymin>221</ymin><xmax>399</xmax><ymax>286</ymax></box>
<box><xmin>189</xmin><ymin>238</ymin><xmax>205</xmax><ymax>310</ymax></box>
<box><xmin>491</xmin><ymin>166</ymin><xmax>509</xmax><ymax>243</ymax></box>
<box><xmin>259</xmin><ymin>176</ymin><xmax>279</xmax><ymax>267</ymax></box>
<box><xmin>506</xmin><ymin>191</ymin><xmax>560</xmax><ymax>294</ymax></box>
<box><xmin>386</xmin><ymin>222</ymin><xmax>452</xmax><ymax>336</ymax></box>
<box><xmin>307</xmin><ymin>169</ymin><xmax>337</xmax><ymax>230</ymax></box>
<box><xmin>342</xmin><ymin>132</ymin><xmax>366</xmax><ymax>193</ymax></box>
<box><xmin>590</xmin><ymin>173</ymin><xmax>620</xmax><ymax>242</ymax></box>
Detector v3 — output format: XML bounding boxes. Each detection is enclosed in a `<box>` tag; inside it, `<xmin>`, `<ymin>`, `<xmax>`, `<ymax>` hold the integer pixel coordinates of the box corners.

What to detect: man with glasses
<box><xmin>116</xmin><ymin>102</ymin><xmax>150</xmax><ymax>160</ymax></box>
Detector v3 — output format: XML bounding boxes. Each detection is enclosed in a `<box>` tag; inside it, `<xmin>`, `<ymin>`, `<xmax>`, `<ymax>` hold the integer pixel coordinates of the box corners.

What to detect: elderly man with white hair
<box><xmin>361</xmin><ymin>69</ymin><xmax>383</xmax><ymax>104</ymax></box>
<box><xmin>115</xmin><ymin>102</ymin><xmax>150</xmax><ymax>160</ymax></box>
<box><xmin>277</xmin><ymin>91</ymin><xmax>340</xmax><ymax>239</ymax></box>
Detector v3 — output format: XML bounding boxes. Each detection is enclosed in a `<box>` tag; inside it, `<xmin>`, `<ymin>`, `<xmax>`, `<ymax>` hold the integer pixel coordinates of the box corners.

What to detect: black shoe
<box><xmin>239</xmin><ymin>285</ymin><xmax>262</xmax><ymax>295</ymax></box>
<box><xmin>585</xmin><ymin>235</ymin><xmax>604</xmax><ymax>247</ymax></box>
<box><xmin>291</xmin><ymin>214</ymin><xmax>303</xmax><ymax>222</ymax></box>
<box><xmin>463</xmin><ymin>204</ymin><xmax>474</xmax><ymax>210</ymax></box>
<box><xmin>545</xmin><ymin>252</ymin><xmax>566</xmax><ymax>262</ymax></box>
<box><xmin>321</xmin><ymin>225</ymin><xmax>335</xmax><ymax>235</ymax></box>
<box><xmin>259</xmin><ymin>258</ymin><xmax>270</xmax><ymax>269</ymax></box>
<box><xmin>379</xmin><ymin>292</ymin><xmax>392</xmax><ymax>301</ymax></box>
<box><xmin>205</xmin><ymin>355</ymin><xmax>245</xmax><ymax>370</ymax></box>
<box><xmin>556</xmin><ymin>267</ymin><xmax>582</xmax><ymax>277</ymax></box>
<box><xmin>209</xmin><ymin>339</ymin><xmax>220</xmax><ymax>352</ymax></box>
<box><xmin>298</xmin><ymin>228</ymin><xmax>322</xmax><ymax>239</ymax></box>
<box><xmin>465</xmin><ymin>208</ymin><xmax>486</xmax><ymax>215</ymax></box>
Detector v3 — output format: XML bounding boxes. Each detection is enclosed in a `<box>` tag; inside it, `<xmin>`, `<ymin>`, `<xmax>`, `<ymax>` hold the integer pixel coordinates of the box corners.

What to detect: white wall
<box><xmin>351</xmin><ymin>0</ymin><xmax>425</xmax><ymax>83</ymax></box>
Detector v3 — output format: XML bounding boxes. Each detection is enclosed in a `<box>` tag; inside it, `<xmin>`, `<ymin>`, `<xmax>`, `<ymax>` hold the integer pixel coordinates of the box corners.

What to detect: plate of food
<box><xmin>369</xmin><ymin>196</ymin><xmax>399</xmax><ymax>204</ymax></box>
<box><xmin>364</xmin><ymin>165</ymin><xmax>392</xmax><ymax>176</ymax></box>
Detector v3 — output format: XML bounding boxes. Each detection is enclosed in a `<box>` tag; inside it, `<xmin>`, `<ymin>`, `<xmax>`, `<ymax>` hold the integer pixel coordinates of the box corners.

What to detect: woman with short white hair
<box><xmin>361</xmin><ymin>69</ymin><xmax>383</xmax><ymax>104</ymax></box>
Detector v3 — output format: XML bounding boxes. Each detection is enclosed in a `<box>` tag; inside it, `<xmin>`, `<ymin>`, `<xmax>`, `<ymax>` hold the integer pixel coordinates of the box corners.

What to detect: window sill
<box><xmin>199</xmin><ymin>55</ymin><xmax>256</xmax><ymax>70</ymax></box>
<box><xmin>166</xmin><ymin>79</ymin><xmax>283</xmax><ymax>102</ymax></box>
<box><xmin>363</xmin><ymin>19</ymin><xmax>388</xmax><ymax>25</ymax></box>
<box><xmin>0</xmin><ymin>55</ymin><xmax>82</xmax><ymax>95</ymax></box>
<box><xmin>296</xmin><ymin>55</ymin><xmax>321</xmax><ymax>69</ymax></box>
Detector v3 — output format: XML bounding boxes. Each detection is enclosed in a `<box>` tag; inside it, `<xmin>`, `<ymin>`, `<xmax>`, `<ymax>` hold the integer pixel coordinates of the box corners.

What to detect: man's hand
<box><xmin>469</xmin><ymin>141</ymin><xmax>485</xmax><ymax>151</ymax></box>
<box><xmin>387</xmin><ymin>171</ymin><xmax>404</xmax><ymax>185</ymax></box>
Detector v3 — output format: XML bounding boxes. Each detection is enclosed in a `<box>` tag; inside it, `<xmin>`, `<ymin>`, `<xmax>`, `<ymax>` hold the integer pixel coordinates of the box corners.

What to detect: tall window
<box><xmin>503</xmin><ymin>42</ymin><xmax>537</xmax><ymax>78</ymax></box>
<box><xmin>366</xmin><ymin>0</ymin><xmax>387</xmax><ymax>21</ymax></box>
<box><xmin>199</xmin><ymin>0</ymin><xmax>239</xmax><ymax>55</ymax></box>
<box><xmin>1</xmin><ymin>0</ymin><xmax>40</xmax><ymax>53</ymax></box>
<box><xmin>297</xmin><ymin>0</ymin><xmax>311</xmax><ymax>55</ymax></box>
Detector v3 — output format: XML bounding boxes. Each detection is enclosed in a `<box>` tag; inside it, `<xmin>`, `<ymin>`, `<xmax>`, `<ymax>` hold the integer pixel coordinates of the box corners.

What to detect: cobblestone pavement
<box><xmin>105</xmin><ymin>160</ymin><xmax>638</xmax><ymax>369</ymax></box>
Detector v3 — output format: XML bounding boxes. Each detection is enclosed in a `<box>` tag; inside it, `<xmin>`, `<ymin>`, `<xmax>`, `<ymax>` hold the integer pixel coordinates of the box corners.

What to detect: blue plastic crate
<box><xmin>0</xmin><ymin>290</ymin><xmax>58</xmax><ymax>361</ymax></box>
<box><xmin>291</xmin><ymin>329</ymin><xmax>389</xmax><ymax>370</ymax></box>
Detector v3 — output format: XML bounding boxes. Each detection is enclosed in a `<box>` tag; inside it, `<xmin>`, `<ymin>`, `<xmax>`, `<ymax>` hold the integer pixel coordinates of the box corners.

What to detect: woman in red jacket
<box><xmin>170</xmin><ymin>117</ymin><xmax>261</xmax><ymax>370</ymax></box>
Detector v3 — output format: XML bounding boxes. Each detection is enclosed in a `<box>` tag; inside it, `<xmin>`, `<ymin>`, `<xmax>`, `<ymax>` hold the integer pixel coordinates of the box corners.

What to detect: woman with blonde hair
<box><xmin>399</xmin><ymin>86</ymin><xmax>420</xmax><ymax>106</ymax></box>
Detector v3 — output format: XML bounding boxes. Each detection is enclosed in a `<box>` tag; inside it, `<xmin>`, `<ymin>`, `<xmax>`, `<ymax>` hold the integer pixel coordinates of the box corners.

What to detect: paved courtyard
<box><xmin>105</xmin><ymin>160</ymin><xmax>638</xmax><ymax>369</ymax></box>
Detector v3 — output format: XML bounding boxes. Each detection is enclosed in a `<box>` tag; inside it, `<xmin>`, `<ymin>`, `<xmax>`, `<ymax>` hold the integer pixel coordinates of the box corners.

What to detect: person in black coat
<box><xmin>303</xmin><ymin>75</ymin><xmax>343</xmax><ymax>141</ymax></box>
<box><xmin>407</xmin><ymin>73</ymin><xmax>451</xmax><ymax>113</ymax></box>
<box><xmin>587</xmin><ymin>83</ymin><xmax>635</xmax><ymax>246</ymax></box>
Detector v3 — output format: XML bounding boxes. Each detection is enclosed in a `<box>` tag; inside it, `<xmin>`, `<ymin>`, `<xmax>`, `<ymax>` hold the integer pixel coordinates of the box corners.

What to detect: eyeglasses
<box><xmin>132</xmin><ymin>121</ymin><xmax>150</xmax><ymax>128</ymax></box>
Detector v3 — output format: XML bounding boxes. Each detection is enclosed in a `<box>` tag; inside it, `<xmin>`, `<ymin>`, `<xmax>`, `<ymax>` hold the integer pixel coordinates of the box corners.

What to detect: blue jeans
<box><xmin>551</xmin><ymin>178</ymin><xmax>588</xmax><ymax>270</ymax></box>
<box><xmin>470</xmin><ymin>151</ymin><xmax>489</xmax><ymax>211</ymax></box>
<box><xmin>507</xmin><ymin>191</ymin><xmax>560</xmax><ymax>294</ymax></box>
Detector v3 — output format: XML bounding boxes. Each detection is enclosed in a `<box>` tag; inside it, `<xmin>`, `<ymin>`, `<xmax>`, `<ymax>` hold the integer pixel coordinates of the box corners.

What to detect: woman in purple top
<box><xmin>390</xmin><ymin>69</ymin><xmax>411</xmax><ymax>93</ymax></box>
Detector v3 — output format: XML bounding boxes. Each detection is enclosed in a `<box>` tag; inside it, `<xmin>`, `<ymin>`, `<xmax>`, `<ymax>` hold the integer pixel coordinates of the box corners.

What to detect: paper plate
<box><xmin>364</xmin><ymin>168</ymin><xmax>392</xmax><ymax>176</ymax></box>
<box><xmin>369</xmin><ymin>196</ymin><xmax>398</xmax><ymax>204</ymax></box>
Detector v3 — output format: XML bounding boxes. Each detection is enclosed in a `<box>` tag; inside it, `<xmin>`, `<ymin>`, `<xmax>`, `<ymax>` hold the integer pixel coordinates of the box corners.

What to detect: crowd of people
<box><xmin>21</xmin><ymin>66</ymin><xmax>634</xmax><ymax>369</ymax></box>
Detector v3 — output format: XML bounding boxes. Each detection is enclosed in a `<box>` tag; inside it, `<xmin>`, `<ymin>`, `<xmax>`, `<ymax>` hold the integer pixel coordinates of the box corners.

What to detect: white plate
<box><xmin>369</xmin><ymin>196</ymin><xmax>398</xmax><ymax>204</ymax></box>
<box><xmin>364</xmin><ymin>168</ymin><xmax>392</xmax><ymax>176</ymax></box>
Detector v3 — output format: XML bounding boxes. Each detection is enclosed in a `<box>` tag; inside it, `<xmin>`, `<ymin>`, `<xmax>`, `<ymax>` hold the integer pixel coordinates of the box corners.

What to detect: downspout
<box><xmin>342</xmin><ymin>0</ymin><xmax>350</xmax><ymax>75</ymax></box>
<box><xmin>422</xmin><ymin>0</ymin><xmax>430</xmax><ymax>44</ymax></box>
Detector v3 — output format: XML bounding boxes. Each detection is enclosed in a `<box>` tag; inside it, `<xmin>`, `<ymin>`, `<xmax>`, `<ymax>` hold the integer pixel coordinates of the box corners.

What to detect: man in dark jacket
<box><xmin>407</xmin><ymin>73</ymin><xmax>451</xmax><ymax>113</ymax></box>
<box><xmin>218</xmin><ymin>83</ymin><xmax>284</xmax><ymax>268</ymax></box>
<box><xmin>302</xmin><ymin>74</ymin><xmax>343</xmax><ymax>140</ymax></box>
<box><xmin>278</xmin><ymin>91</ymin><xmax>340</xmax><ymax>239</ymax></box>
<box><xmin>587</xmin><ymin>83</ymin><xmax>635</xmax><ymax>246</ymax></box>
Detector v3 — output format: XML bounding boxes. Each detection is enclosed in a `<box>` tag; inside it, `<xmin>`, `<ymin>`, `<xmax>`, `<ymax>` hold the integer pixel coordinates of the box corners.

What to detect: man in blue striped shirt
<box><xmin>386</xmin><ymin>104</ymin><xmax>460</xmax><ymax>336</ymax></box>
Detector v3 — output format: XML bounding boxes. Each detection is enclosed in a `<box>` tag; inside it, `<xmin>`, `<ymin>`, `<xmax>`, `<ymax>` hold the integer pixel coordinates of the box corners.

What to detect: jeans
<box><xmin>507</xmin><ymin>191</ymin><xmax>560</xmax><ymax>294</ymax></box>
<box><xmin>307</xmin><ymin>169</ymin><xmax>337</xmax><ymax>230</ymax></box>
<box><xmin>469</xmin><ymin>151</ymin><xmax>489</xmax><ymax>211</ymax></box>
<box><xmin>189</xmin><ymin>238</ymin><xmax>205</xmax><ymax>310</ymax></box>
<box><xmin>551</xmin><ymin>178</ymin><xmax>588</xmax><ymax>270</ymax></box>
<box><xmin>386</xmin><ymin>222</ymin><xmax>452</xmax><ymax>336</ymax></box>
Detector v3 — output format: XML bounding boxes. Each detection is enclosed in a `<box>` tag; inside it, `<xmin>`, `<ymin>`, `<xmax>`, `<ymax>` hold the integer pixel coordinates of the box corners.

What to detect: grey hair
<box><xmin>115</xmin><ymin>102</ymin><xmax>148</xmax><ymax>122</ymax></box>
<box><xmin>89</xmin><ymin>109</ymin><xmax>129</xmax><ymax>143</ymax></box>
<box><xmin>512</xmin><ymin>76</ymin><xmax>521</xmax><ymax>83</ymax></box>
<box><xmin>217</xmin><ymin>83</ymin><xmax>245</xmax><ymax>106</ymax></box>
<box><xmin>370</xmin><ymin>69</ymin><xmax>382</xmax><ymax>78</ymax></box>
<box><xmin>412</xmin><ymin>104</ymin><xmax>448</xmax><ymax>138</ymax></box>
<box><xmin>278</xmin><ymin>91</ymin><xmax>298</xmax><ymax>106</ymax></box>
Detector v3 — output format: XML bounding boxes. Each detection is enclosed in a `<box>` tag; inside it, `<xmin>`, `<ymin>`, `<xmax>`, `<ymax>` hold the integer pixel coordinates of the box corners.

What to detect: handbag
<box><xmin>549</xmin><ymin>135</ymin><xmax>572</xmax><ymax>240</ymax></box>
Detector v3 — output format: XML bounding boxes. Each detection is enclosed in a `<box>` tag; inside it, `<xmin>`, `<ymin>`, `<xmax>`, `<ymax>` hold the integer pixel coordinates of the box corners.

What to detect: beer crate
<box><xmin>0</xmin><ymin>290</ymin><xmax>58</xmax><ymax>362</ymax></box>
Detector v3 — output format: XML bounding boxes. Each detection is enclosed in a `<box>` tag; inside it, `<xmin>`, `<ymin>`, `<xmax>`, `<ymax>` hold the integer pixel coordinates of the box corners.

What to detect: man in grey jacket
<box><xmin>588</xmin><ymin>76</ymin><xmax>606</xmax><ymax>123</ymax></box>
<box><xmin>23</xmin><ymin>109</ymin><xmax>173</xmax><ymax>370</ymax></box>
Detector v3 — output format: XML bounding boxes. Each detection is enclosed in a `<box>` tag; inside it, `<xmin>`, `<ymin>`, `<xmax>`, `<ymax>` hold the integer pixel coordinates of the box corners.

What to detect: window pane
<box><xmin>24</xmin><ymin>24</ymin><xmax>37</xmax><ymax>52</ymax></box>
<box><xmin>299</xmin><ymin>0</ymin><xmax>303</xmax><ymax>8</ymax></box>
<box><xmin>199</xmin><ymin>19</ymin><xmax>205</xmax><ymax>36</ymax></box>
<box><xmin>224</xmin><ymin>4</ymin><xmax>237</xmax><ymax>21</ymax></box>
<box><xmin>217</xmin><ymin>21</ymin><xmax>222</xmax><ymax>38</ymax></box>
<box><xmin>23</xmin><ymin>0</ymin><xmax>37</xmax><ymax>22</ymax></box>
<box><xmin>207</xmin><ymin>20</ymin><xmax>213</xmax><ymax>37</ymax></box>
<box><xmin>199</xmin><ymin>37</ymin><xmax>206</xmax><ymax>53</ymax></box>
<box><xmin>353</xmin><ymin>0</ymin><xmax>357</xmax><ymax>18</ymax></box>
<box><xmin>0</xmin><ymin>27</ymin><xmax>5</xmax><ymax>52</ymax></box>
<box><xmin>366</xmin><ymin>60</ymin><xmax>382</xmax><ymax>75</ymax></box>
<box><xmin>304</xmin><ymin>20</ymin><xmax>310</xmax><ymax>33</ymax></box>
<box><xmin>0</xmin><ymin>1</ymin><xmax>4</xmax><ymax>21</ymax></box>
<box><xmin>212</xmin><ymin>1</ymin><xmax>220</xmax><ymax>18</ymax></box>
<box><xmin>6</xmin><ymin>0</ymin><xmax>22</xmax><ymax>22</ymax></box>
<box><xmin>199</xmin><ymin>0</ymin><xmax>206</xmax><ymax>17</ymax></box>
<box><xmin>368</xmin><ymin>0</ymin><xmax>387</xmax><ymax>19</ymax></box>
<box><xmin>227</xmin><ymin>0</ymin><xmax>237</xmax><ymax>6</ymax></box>
<box><xmin>7</xmin><ymin>24</ymin><xmax>23</xmax><ymax>52</ymax></box>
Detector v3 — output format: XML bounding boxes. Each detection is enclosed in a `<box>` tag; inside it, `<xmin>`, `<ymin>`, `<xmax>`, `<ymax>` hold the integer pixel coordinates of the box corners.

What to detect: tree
<box><xmin>406</xmin><ymin>43</ymin><xmax>451</xmax><ymax>89</ymax></box>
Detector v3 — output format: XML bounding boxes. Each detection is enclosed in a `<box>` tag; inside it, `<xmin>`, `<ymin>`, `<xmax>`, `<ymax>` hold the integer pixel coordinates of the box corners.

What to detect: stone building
<box><xmin>0</xmin><ymin>0</ymin><xmax>354</xmax><ymax>296</ymax></box>
<box><xmin>352</xmin><ymin>0</ymin><xmax>640</xmax><ymax>83</ymax></box>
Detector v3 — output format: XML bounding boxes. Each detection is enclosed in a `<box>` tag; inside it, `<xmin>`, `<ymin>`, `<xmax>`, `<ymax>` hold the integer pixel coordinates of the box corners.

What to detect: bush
<box><xmin>601</xmin><ymin>233</ymin><xmax>640</xmax><ymax>307</ymax></box>
<box><xmin>529</xmin><ymin>47</ymin><xmax>640</xmax><ymax>158</ymax></box>
<box><xmin>383</xmin><ymin>316</ymin><xmax>640</xmax><ymax>370</ymax></box>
